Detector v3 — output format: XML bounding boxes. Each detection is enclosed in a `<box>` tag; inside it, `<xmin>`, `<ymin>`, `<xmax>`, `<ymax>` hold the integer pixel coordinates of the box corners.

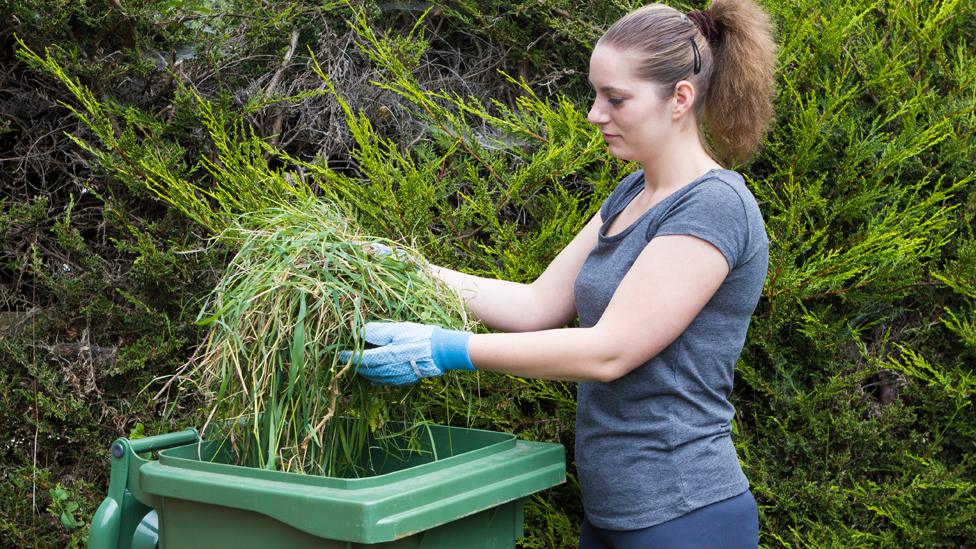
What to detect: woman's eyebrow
<box><xmin>586</xmin><ymin>78</ymin><xmax>628</xmax><ymax>93</ymax></box>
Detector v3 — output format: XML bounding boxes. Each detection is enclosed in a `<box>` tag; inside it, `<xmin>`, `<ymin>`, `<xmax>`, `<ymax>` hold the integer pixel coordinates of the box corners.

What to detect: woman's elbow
<box><xmin>593</xmin><ymin>357</ymin><xmax>636</xmax><ymax>382</ymax></box>
<box><xmin>585</xmin><ymin>329</ymin><xmax>655</xmax><ymax>382</ymax></box>
<box><xmin>524</xmin><ymin>283</ymin><xmax>577</xmax><ymax>331</ymax></box>
<box><xmin>585</xmin><ymin>342</ymin><xmax>639</xmax><ymax>382</ymax></box>
<box><xmin>586</xmin><ymin>323</ymin><xmax>665</xmax><ymax>383</ymax></box>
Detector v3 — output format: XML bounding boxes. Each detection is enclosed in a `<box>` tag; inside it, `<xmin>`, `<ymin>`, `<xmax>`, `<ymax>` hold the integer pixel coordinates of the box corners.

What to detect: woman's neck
<box><xmin>639</xmin><ymin>130</ymin><xmax>722</xmax><ymax>196</ymax></box>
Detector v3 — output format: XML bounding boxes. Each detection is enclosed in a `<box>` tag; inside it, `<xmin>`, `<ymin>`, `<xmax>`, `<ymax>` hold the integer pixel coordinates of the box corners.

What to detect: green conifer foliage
<box><xmin>744</xmin><ymin>0</ymin><xmax>976</xmax><ymax>545</ymax></box>
<box><xmin>6</xmin><ymin>0</ymin><xmax>975</xmax><ymax>546</ymax></box>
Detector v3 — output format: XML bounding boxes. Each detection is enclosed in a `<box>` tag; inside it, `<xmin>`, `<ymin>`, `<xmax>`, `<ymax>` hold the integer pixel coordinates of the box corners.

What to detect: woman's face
<box><xmin>587</xmin><ymin>44</ymin><xmax>676</xmax><ymax>164</ymax></box>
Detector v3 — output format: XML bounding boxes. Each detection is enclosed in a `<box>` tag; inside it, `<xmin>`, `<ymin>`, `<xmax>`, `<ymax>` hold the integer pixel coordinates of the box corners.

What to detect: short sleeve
<box><xmin>653</xmin><ymin>179</ymin><xmax>749</xmax><ymax>269</ymax></box>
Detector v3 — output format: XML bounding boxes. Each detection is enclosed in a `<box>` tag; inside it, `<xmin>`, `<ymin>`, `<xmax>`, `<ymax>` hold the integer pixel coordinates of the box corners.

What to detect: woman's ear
<box><xmin>672</xmin><ymin>80</ymin><xmax>696</xmax><ymax>120</ymax></box>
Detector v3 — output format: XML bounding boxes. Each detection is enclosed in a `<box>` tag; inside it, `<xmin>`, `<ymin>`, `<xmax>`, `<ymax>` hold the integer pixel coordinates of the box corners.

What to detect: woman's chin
<box><xmin>605</xmin><ymin>144</ymin><xmax>634</xmax><ymax>162</ymax></box>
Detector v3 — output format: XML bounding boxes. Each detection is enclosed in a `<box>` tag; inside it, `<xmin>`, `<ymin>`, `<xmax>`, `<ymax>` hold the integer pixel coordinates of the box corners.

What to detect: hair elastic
<box><xmin>687</xmin><ymin>10</ymin><xmax>720</xmax><ymax>43</ymax></box>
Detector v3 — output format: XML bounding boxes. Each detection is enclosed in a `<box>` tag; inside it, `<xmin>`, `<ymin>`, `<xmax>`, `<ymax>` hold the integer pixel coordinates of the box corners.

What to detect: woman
<box><xmin>342</xmin><ymin>1</ymin><xmax>776</xmax><ymax>546</ymax></box>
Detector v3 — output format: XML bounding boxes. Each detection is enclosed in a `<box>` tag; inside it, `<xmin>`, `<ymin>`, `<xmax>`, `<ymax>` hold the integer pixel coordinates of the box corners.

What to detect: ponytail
<box><xmin>703</xmin><ymin>0</ymin><xmax>777</xmax><ymax>165</ymax></box>
<box><xmin>599</xmin><ymin>0</ymin><xmax>777</xmax><ymax>165</ymax></box>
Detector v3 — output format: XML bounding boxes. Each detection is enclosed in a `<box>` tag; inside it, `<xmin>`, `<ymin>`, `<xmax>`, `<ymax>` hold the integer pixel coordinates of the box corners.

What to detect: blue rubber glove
<box><xmin>339</xmin><ymin>322</ymin><xmax>475</xmax><ymax>386</ymax></box>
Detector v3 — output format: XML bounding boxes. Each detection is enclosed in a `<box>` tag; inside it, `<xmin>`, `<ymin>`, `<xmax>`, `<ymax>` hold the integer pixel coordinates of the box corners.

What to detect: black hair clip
<box><xmin>690</xmin><ymin>37</ymin><xmax>702</xmax><ymax>75</ymax></box>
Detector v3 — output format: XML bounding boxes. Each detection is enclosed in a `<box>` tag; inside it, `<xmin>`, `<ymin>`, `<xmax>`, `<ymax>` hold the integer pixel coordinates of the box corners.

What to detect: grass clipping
<box><xmin>185</xmin><ymin>199</ymin><xmax>470</xmax><ymax>476</ymax></box>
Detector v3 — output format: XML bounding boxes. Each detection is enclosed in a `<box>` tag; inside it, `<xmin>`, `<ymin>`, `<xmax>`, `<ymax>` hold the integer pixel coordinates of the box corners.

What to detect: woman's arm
<box><xmin>431</xmin><ymin>213</ymin><xmax>604</xmax><ymax>332</ymax></box>
<box><xmin>466</xmin><ymin>233</ymin><xmax>730</xmax><ymax>382</ymax></box>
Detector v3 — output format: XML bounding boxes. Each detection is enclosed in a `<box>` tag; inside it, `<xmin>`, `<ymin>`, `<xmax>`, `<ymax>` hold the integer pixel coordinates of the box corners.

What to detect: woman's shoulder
<box><xmin>683</xmin><ymin>169</ymin><xmax>763</xmax><ymax>219</ymax></box>
<box><xmin>658</xmin><ymin>169</ymin><xmax>769</xmax><ymax>261</ymax></box>
<box><xmin>694</xmin><ymin>168</ymin><xmax>747</xmax><ymax>195</ymax></box>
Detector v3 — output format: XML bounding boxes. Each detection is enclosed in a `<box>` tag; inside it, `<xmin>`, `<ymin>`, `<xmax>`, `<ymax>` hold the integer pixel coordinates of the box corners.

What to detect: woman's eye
<box><xmin>608</xmin><ymin>98</ymin><xmax>624</xmax><ymax>107</ymax></box>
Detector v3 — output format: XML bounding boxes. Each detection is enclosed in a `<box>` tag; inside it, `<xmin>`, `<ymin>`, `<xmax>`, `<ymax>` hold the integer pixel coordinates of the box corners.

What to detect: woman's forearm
<box><xmin>428</xmin><ymin>213</ymin><xmax>599</xmax><ymax>333</ymax></box>
<box><xmin>430</xmin><ymin>265</ymin><xmax>562</xmax><ymax>332</ymax></box>
<box><xmin>466</xmin><ymin>328</ymin><xmax>631</xmax><ymax>382</ymax></box>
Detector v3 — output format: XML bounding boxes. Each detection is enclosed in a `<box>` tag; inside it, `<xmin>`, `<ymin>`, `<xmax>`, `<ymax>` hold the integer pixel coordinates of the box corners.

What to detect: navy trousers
<box><xmin>578</xmin><ymin>490</ymin><xmax>759</xmax><ymax>549</ymax></box>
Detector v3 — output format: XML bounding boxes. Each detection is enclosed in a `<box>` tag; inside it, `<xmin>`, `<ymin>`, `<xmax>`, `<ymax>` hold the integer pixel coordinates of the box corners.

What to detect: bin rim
<box><xmin>157</xmin><ymin>421</ymin><xmax>518</xmax><ymax>489</ymax></box>
<box><xmin>138</xmin><ymin>427</ymin><xmax>566</xmax><ymax>544</ymax></box>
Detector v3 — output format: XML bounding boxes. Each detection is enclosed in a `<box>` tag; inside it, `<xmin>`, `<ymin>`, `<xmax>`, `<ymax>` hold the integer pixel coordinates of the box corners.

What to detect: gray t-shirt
<box><xmin>573</xmin><ymin>168</ymin><xmax>768</xmax><ymax>530</ymax></box>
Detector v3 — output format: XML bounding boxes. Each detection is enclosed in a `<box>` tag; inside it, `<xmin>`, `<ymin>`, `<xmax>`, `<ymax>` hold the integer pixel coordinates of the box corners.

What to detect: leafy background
<box><xmin>1</xmin><ymin>0</ymin><xmax>973</xmax><ymax>547</ymax></box>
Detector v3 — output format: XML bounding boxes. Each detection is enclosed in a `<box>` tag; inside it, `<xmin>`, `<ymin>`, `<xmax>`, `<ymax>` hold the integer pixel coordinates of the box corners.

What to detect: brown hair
<box><xmin>598</xmin><ymin>0</ymin><xmax>777</xmax><ymax>166</ymax></box>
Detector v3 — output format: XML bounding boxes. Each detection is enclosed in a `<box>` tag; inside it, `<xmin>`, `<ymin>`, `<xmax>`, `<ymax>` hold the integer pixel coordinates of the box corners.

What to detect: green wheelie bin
<box><xmin>88</xmin><ymin>422</ymin><xmax>565</xmax><ymax>548</ymax></box>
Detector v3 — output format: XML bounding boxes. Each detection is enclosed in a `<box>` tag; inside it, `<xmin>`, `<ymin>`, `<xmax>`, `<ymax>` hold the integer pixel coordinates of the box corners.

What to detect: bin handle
<box><xmin>91</xmin><ymin>428</ymin><xmax>198</xmax><ymax>549</ymax></box>
<box><xmin>113</xmin><ymin>428</ymin><xmax>199</xmax><ymax>458</ymax></box>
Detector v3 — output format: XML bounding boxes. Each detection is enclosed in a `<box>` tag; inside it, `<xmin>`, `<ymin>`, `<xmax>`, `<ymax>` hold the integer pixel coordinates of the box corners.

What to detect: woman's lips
<box><xmin>602</xmin><ymin>133</ymin><xmax>620</xmax><ymax>140</ymax></box>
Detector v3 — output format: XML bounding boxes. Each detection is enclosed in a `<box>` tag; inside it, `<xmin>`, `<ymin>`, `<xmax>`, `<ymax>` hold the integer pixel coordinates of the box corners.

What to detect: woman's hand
<box><xmin>339</xmin><ymin>322</ymin><xmax>475</xmax><ymax>386</ymax></box>
<box><xmin>360</xmin><ymin>242</ymin><xmax>427</xmax><ymax>269</ymax></box>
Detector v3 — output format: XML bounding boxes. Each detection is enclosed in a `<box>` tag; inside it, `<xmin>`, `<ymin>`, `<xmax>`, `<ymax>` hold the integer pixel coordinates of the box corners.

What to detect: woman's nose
<box><xmin>587</xmin><ymin>102</ymin><xmax>608</xmax><ymax>125</ymax></box>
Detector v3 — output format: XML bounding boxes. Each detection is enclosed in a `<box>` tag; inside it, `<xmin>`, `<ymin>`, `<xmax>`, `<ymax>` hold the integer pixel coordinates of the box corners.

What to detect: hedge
<box><xmin>1</xmin><ymin>0</ymin><xmax>973</xmax><ymax>546</ymax></box>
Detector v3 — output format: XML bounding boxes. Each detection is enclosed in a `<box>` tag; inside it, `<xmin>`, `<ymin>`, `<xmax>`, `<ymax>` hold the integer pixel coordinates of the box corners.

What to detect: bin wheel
<box><xmin>131</xmin><ymin>509</ymin><xmax>159</xmax><ymax>549</ymax></box>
